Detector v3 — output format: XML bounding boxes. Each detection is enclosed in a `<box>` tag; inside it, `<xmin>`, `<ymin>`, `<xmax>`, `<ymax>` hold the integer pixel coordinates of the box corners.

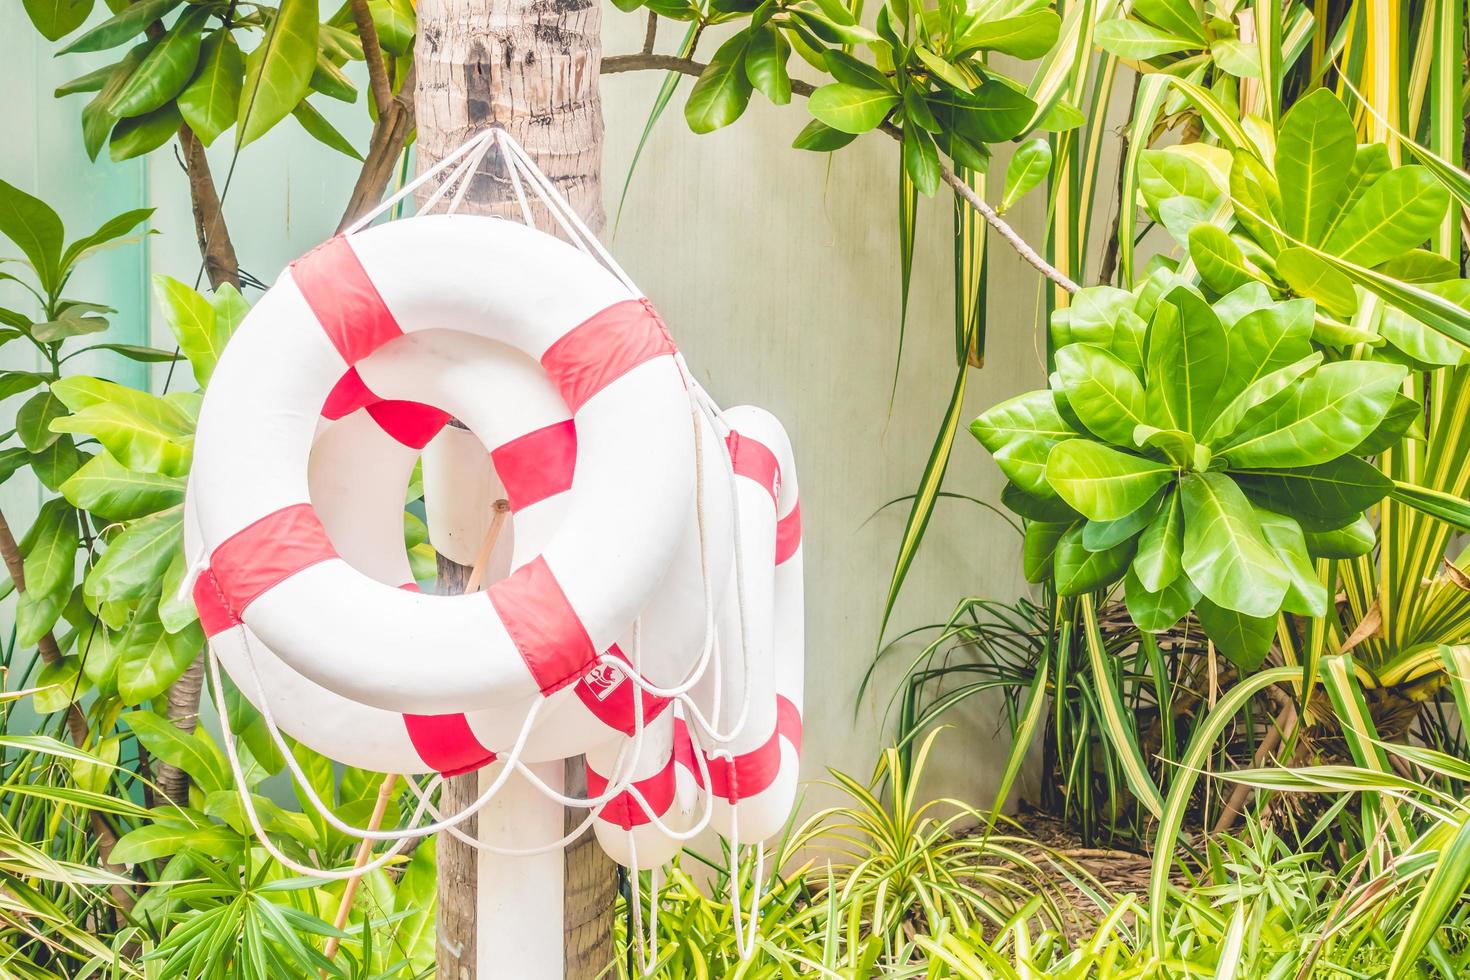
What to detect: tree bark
<box><xmin>415</xmin><ymin>0</ymin><xmax>616</xmax><ymax>972</ymax></box>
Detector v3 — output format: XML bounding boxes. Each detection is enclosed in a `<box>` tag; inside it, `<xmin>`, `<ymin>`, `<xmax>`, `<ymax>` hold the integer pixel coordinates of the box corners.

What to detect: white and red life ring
<box><xmin>188</xmin><ymin>325</ymin><xmax>732</xmax><ymax>780</ymax></box>
<box><xmin>189</xmin><ymin>216</ymin><xmax>697</xmax><ymax>717</ymax></box>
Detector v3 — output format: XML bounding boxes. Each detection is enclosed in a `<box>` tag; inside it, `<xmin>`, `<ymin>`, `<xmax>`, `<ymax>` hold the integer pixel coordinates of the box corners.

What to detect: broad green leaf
<box><xmin>368</xmin><ymin>0</ymin><xmax>415</xmax><ymax>54</ymax></box>
<box><xmin>955</xmin><ymin>11</ymin><xmax>1060</xmax><ymax>58</ymax></box>
<box><xmin>119</xmin><ymin>603</ymin><xmax>200</xmax><ymax>704</ymax></box>
<box><xmin>33</xmin><ymin>309</ymin><xmax>109</xmax><ymax>343</ymax></box>
<box><xmin>61</xmin><ymin>449</ymin><xmax>185</xmax><ymax>521</ymax></box>
<box><xmin>1205</xmin><ymin>352</ymin><xmax>1324</xmax><ymax>447</ymax></box>
<box><xmin>124</xmin><ymin>708</ymin><xmax>228</xmax><ymax>793</ymax></box>
<box><xmin>1180</xmin><ymin>471</ymin><xmax>1289</xmax><ymax>616</ymax></box>
<box><xmin>1211</xmin><ymin>298</ymin><xmax>1314</xmax><ymax>416</ymax></box>
<box><xmin>933</xmin><ymin>83</ymin><xmax>1034</xmax><ymax>143</ymax></box>
<box><xmin>1083</xmin><ymin>489</ymin><xmax>1163</xmax><ymax>551</ymax></box>
<box><xmin>686</xmin><ymin>35</ymin><xmax>754</xmax><ymax>134</ymax></box>
<box><xmin>61</xmin><ymin>0</ymin><xmax>179</xmax><ymax>53</ymax></box>
<box><xmin>1001</xmin><ymin>482</ymin><xmax>1079</xmax><ymax>522</ymax></box>
<box><xmin>17</xmin><ymin>388</ymin><xmax>67</xmax><ymax>453</ymax></box>
<box><xmin>50</xmin><ymin>376</ymin><xmax>194</xmax><ymax>475</ymax></box>
<box><xmin>1323</xmin><ymin>166</ymin><xmax>1451</xmax><ymax>268</ymax></box>
<box><xmin>1229</xmin><ymin>148</ymin><xmax>1286</xmax><ymax>256</ymax></box>
<box><xmin>1046</xmin><ymin>441</ymin><xmax>1174</xmax><ymax>522</ymax></box>
<box><xmin>110</xmin><ymin>7</ymin><xmax>208</xmax><ymax>118</ymax></box>
<box><xmin>1054</xmin><ymin>343</ymin><xmax>1148</xmax><ymax>446</ymax></box>
<box><xmin>0</xmin><ymin>372</ymin><xmax>49</xmax><ymax>402</ymax></box>
<box><xmin>1274</xmin><ymin>89</ymin><xmax>1356</xmax><ymax>244</ymax></box>
<box><xmin>22</xmin><ymin>497</ymin><xmax>78</xmax><ymax>603</ymax></box>
<box><xmin>792</xmin><ymin>119</ymin><xmax>857</xmax><ymax>151</ymax></box>
<box><xmin>1134</xmin><ymin>488</ymin><xmax>1183</xmax><ymax>591</ymax></box>
<box><xmin>80</xmin><ymin>41</ymin><xmax>156</xmax><ymax>162</ymax></box>
<box><xmin>808</xmin><ymin>82</ymin><xmax>898</xmax><ymax>134</ymax></box>
<box><xmin>32</xmin><ymin>657</ymin><xmax>80</xmax><ymax>714</ymax></box>
<box><xmin>744</xmin><ymin>26</ymin><xmax>792</xmax><ymax>105</ymax></box>
<box><xmin>913</xmin><ymin>46</ymin><xmax>971</xmax><ymax>93</ymax></box>
<box><xmin>1221</xmin><ymin>360</ymin><xmax>1407</xmax><ymax>468</ymax></box>
<box><xmin>903</xmin><ymin>125</ymin><xmax>941</xmax><ymax>197</ymax></box>
<box><xmin>292</xmin><ymin>100</ymin><xmax>361</xmax><ymax>159</ymax></box>
<box><xmin>1137</xmin><ymin>148</ymin><xmax>1217</xmax><ymax>218</ymax></box>
<box><xmin>84</xmin><ymin>506</ymin><xmax>182</xmax><ymax>606</ymax></box>
<box><xmin>1380</xmin><ymin>279</ymin><xmax>1470</xmax><ymax>366</ymax></box>
<box><xmin>111</xmin><ymin>823</ymin><xmax>210</xmax><ymax>865</ymax></box>
<box><xmin>1189</xmin><ymin>224</ymin><xmax>1256</xmax><ymax>294</ymax></box>
<box><xmin>1050</xmin><ymin>285</ymin><xmax>1135</xmax><ymax>349</ymax></box>
<box><xmin>59</xmin><ymin>207</ymin><xmax>153</xmax><ymax>272</ymax></box>
<box><xmin>237</xmin><ymin>0</ymin><xmax>320</xmax><ymax>148</ymax></box>
<box><xmin>1332</xmin><ymin>143</ymin><xmax>1393</xmax><ymax>226</ymax></box>
<box><xmin>999</xmin><ymin>138</ymin><xmax>1050</xmax><ymax>212</ymax></box>
<box><xmin>1213</xmin><ymin>281</ymin><xmax>1276</xmax><ymax>326</ymax></box>
<box><xmin>18</xmin><ymin>585</ymin><xmax>69</xmax><ymax>648</ymax></box>
<box><xmin>23</xmin><ymin>0</ymin><xmax>93</xmax><ymax>41</ymax></box>
<box><xmin>0</xmin><ymin>179</ymin><xmax>65</xmax><ymax>294</ymax></box>
<box><xmin>1022</xmin><ymin>520</ymin><xmax>1069</xmax><ymax>583</ymax></box>
<box><xmin>1133</xmin><ymin>426</ymin><xmax>1205</xmax><ymax>469</ymax></box>
<box><xmin>310</xmin><ymin>51</ymin><xmax>357</xmax><ymax>102</ymax></box>
<box><xmin>109</xmin><ymin>101</ymin><xmax>182</xmax><ymax>162</ymax></box>
<box><xmin>970</xmin><ymin>390</ymin><xmax>1076</xmax><ymax>497</ymax></box>
<box><xmin>1125</xmin><ymin>565</ymin><xmax>1199</xmax><ymax>632</ymax></box>
<box><xmin>1352</xmin><ymin>392</ymin><xmax>1424</xmax><ymax>454</ymax></box>
<box><xmin>153</xmin><ymin>274</ymin><xmax>228</xmax><ymax>386</ymax></box>
<box><xmin>159</xmin><ymin>548</ymin><xmax>199</xmax><ymax>633</ymax></box>
<box><xmin>1236</xmin><ymin>455</ymin><xmax>1392</xmax><ymax>531</ymax></box>
<box><xmin>1093</xmin><ymin>19</ymin><xmax>1197</xmax><ymax>60</ymax></box>
<box><xmin>1253</xmin><ymin>508</ymin><xmax>1326</xmax><ymax>616</ymax></box>
<box><xmin>32</xmin><ymin>437</ymin><xmax>86</xmax><ymax>492</ymax></box>
<box><xmin>1053</xmin><ymin>524</ymin><xmax>1135</xmax><ymax>596</ymax></box>
<box><xmin>1195</xmin><ymin>597</ymin><xmax>1276</xmax><ymax>669</ymax></box>
<box><xmin>1303</xmin><ymin>514</ymin><xmax>1374</xmax><ymax>558</ymax></box>
<box><xmin>55</xmin><ymin>62</ymin><xmax>117</xmax><ymax>98</ymax></box>
<box><xmin>1132</xmin><ymin>0</ymin><xmax>1207</xmax><ymax>42</ymax></box>
<box><xmin>179</xmin><ymin>31</ymin><xmax>245</xmax><ymax>146</ymax></box>
<box><xmin>1211</xmin><ymin>39</ymin><xmax>1261</xmax><ymax>78</ymax></box>
<box><xmin>1144</xmin><ymin>287</ymin><xmax>1228</xmax><ymax>437</ymax></box>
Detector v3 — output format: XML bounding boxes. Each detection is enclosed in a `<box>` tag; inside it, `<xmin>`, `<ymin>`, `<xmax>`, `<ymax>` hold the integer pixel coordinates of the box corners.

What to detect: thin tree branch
<box><xmin>642</xmin><ymin>12</ymin><xmax>658</xmax><ymax>54</ymax></box>
<box><xmin>338</xmin><ymin>64</ymin><xmax>417</xmax><ymax>232</ymax></box>
<box><xmin>178</xmin><ymin>125</ymin><xmax>239</xmax><ymax>291</ymax></box>
<box><xmin>349</xmin><ymin>0</ymin><xmax>394</xmax><ymax>114</ymax></box>
<box><xmin>600</xmin><ymin>54</ymin><xmax>1077</xmax><ymax>293</ymax></box>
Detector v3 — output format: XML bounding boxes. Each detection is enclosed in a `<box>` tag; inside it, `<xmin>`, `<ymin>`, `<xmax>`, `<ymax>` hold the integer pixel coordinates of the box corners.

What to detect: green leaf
<box><xmin>1229</xmin><ymin>148</ymin><xmax>1286</xmax><ymax>256</ymax></box>
<box><xmin>0</xmin><ymin>179</ymin><xmax>65</xmax><ymax>295</ymax></box>
<box><xmin>1380</xmin><ymin>279</ymin><xmax>1470</xmax><ymax>366</ymax></box>
<box><xmin>179</xmin><ymin>31</ymin><xmax>245</xmax><ymax>146</ymax></box>
<box><xmin>109</xmin><ymin>101</ymin><xmax>182</xmax><ymax>162</ymax></box>
<box><xmin>686</xmin><ymin>34</ymin><xmax>754</xmax><ymax>135</ymax></box>
<box><xmin>80</xmin><ymin>41</ymin><xmax>156</xmax><ymax>162</ymax></box>
<box><xmin>61</xmin><ymin>0</ymin><xmax>179</xmax><ymax>53</ymax></box>
<box><xmin>32</xmin><ymin>657</ymin><xmax>80</xmax><ymax>714</ymax></box>
<box><xmin>23</xmin><ymin>0</ymin><xmax>94</xmax><ymax>41</ymax></box>
<box><xmin>237</xmin><ymin>0</ymin><xmax>320</xmax><ymax>148</ymax></box>
<box><xmin>1387</xmin><ymin>480</ymin><xmax>1470</xmax><ymax>533</ymax></box>
<box><xmin>1253</xmin><ymin>508</ymin><xmax>1326</xmax><ymax>616</ymax></box>
<box><xmin>1180</xmin><ymin>471</ymin><xmax>1289</xmax><ymax>617</ymax></box>
<box><xmin>0</xmin><ymin>447</ymin><xmax>31</xmax><ymax>485</ymax></box>
<box><xmin>999</xmin><ymin>138</ymin><xmax>1050</xmax><ymax>213</ymax></box>
<box><xmin>792</xmin><ymin>119</ymin><xmax>857</xmax><ymax>151</ymax></box>
<box><xmin>1195</xmin><ymin>597</ymin><xmax>1276</xmax><ymax>669</ymax></box>
<box><xmin>124</xmin><ymin>708</ymin><xmax>227</xmax><ymax>793</ymax></box>
<box><xmin>50</xmin><ymin>376</ymin><xmax>194</xmax><ymax>475</ymax></box>
<box><xmin>932</xmin><ymin>83</ymin><xmax>1034</xmax><ymax>143</ymax></box>
<box><xmin>1046</xmin><ymin>441</ymin><xmax>1175</xmax><ymax>522</ymax></box>
<box><xmin>1125</xmin><ymin>565</ymin><xmax>1199</xmax><ymax>633</ymax></box>
<box><xmin>159</xmin><ymin>549</ymin><xmax>198</xmax><ymax>634</ymax></box>
<box><xmin>744</xmin><ymin>26</ymin><xmax>791</xmax><ymax>105</ymax></box>
<box><xmin>1001</xmin><ymin>482</ymin><xmax>1078</xmax><ymax>522</ymax></box>
<box><xmin>1322</xmin><ymin>166</ymin><xmax>1452</xmax><ymax>268</ymax></box>
<box><xmin>1209</xmin><ymin>298</ymin><xmax>1314</xmax><ymax>424</ymax></box>
<box><xmin>1131</xmin><ymin>0</ymin><xmax>1208</xmax><ymax>43</ymax></box>
<box><xmin>111</xmin><ymin>823</ymin><xmax>205</xmax><ymax>865</ymax></box>
<box><xmin>22</xmin><ymin>498</ymin><xmax>79</xmax><ymax>603</ymax></box>
<box><xmin>1133</xmin><ymin>489</ymin><xmax>1183</xmax><ymax>591</ymax></box>
<box><xmin>1145</xmin><ymin>287</ymin><xmax>1228</xmax><ymax>438</ymax></box>
<box><xmin>1189</xmin><ymin>224</ymin><xmax>1256</xmax><ymax>294</ymax></box>
<box><xmin>1353</xmin><ymin>392</ymin><xmax>1424</xmax><ymax>454</ymax></box>
<box><xmin>1083</xmin><ymin>488</ymin><xmax>1163</xmax><ymax>551</ymax></box>
<box><xmin>17</xmin><ymin>388</ymin><xmax>67</xmax><ymax>453</ymax></box>
<box><xmin>111</xmin><ymin>7</ymin><xmax>208</xmax><ymax>118</ymax></box>
<box><xmin>0</xmin><ymin>372</ymin><xmax>49</xmax><ymax>402</ymax></box>
<box><xmin>119</xmin><ymin>601</ymin><xmax>200</xmax><ymax>704</ymax></box>
<box><xmin>1303</xmin><ymin>514</ymin><xmax>1374</xmax><ymax>558</ymax></box>
<box><xmin>33</xmin><ymin>309</ymin><xmax>109</xmax><ymax>343</ymax></box>
<box><xmin>1055</xmin><ymin>343</ymin><xmax>1148</xmax><ymax>446</ymax></box>
<box><xmin>32</xmin><ymin>437</ymin><xmax>86</xmax><ymax>492</ymax></box>
<box><xmin>153</xmin><ymin>275</ymin><xmax>229</xmax><ymax>386</ymax></box>
<box><xmin>955</xmin><ymin>10</ymin><xmax>1061</xmax><ymax>58</ymax></box>
<box><xmin>1274</xmin><ymin>89</ymin><xmax>1357</xmax><ymax>244</ymax></box>
<box><xmin>55</xmin><ymin>62</ymin><xmax>119</xmax><ymax>98</ymax></box>
<box><xmin>1388</xmin><ymin>812</ymin><xmax>1470</xmax><ymax>978</ymax></box>
<box><xmin>84</xmin><ymin>506</ymin><xmax>182</xmax><ymax>606</ymax></box>
<box><xmin>61</xmin><ymin>450</ymin><xmax>185</xmax><ymax>522</ymax></box>
<box><xmin>1053</xmin><ymin>524</ymin><xmax>1135</xmax><ymax>596</ymax></box>
<box><xmin>368</xmin><ymin>0</ymin><xmax>415</xmax><ymax>54</ymax></box>
<box><xmin>1235</xmin><ymin>456</ymin><xmax>1392</xmax><ymax>531</ymax></box>
<box><xmin>292</xmin><ymin>99</ymin><xmax>361</xmax><ymax>159</ymax></box>
<box><xmin>902</xmin><ymin>126</ymin><xmax>940</xmax><ymax>197</ymax></box>
<box><xmin>1221</xmin><ymin>360</ymin><xmax>1407</xmax><ymax>468</ymax></box>
<box><xmin>1093</xmin><ymin>19</ymin><xmax>1197</xmax><ymax>59</ymax></box>
<box><xmin>1205</xmin><ymin>352</ymin><xmax>1325</xmax><ymax>448</ymax></box>
<box><xmin>809</xmin><ymin>82</ymin><xmax>899</xmax><ymax>135</ymax></box>
<box><xmin>970</xmin><ymin>390</ymin><xmax>1076</xmax><ymax>497</ymax></box>
<box><xmin>60</xmin><ymin>207</ymin><xmax>153</xmax><ymax>272</ymax></box>
<box><xmin>309</xmin><ymin>50</ymin><xmax>357</xmax><ymax>103</ymax></box>
<box><xmin>1022</xmin><ymin>520</ymin><xmax>1069</xmax><ymax>583</ymax></box>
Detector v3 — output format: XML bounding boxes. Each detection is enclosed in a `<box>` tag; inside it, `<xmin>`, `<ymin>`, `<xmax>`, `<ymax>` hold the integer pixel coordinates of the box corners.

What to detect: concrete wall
<box><xmin>1</xmin><ymin>4</ymin><xmax>1058</xmax><ymax>810</ymax></box>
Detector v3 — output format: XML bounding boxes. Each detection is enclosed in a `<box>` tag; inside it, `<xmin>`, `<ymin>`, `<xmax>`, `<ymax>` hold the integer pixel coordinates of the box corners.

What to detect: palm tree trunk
<box><xmin>415</xmin><ymin>1</ymin><xmax>616</xmax><ymax>975</ymax></box>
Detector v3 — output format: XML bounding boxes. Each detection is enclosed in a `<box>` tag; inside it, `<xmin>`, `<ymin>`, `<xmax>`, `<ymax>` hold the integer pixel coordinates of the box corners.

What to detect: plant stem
<box><xmin>600</xmin><ymin>53</ymin><xmax>1079</xmax><ymax>293</ymax></box>
<box><xmin>337</xmin><ymin>64</ymin><xmax>418</xmax><ymax>232</ymax></box>
<box><xmin>349</xmin><ymin>0</ymin><xmax>394</xmax><ymax>115</ymax></box>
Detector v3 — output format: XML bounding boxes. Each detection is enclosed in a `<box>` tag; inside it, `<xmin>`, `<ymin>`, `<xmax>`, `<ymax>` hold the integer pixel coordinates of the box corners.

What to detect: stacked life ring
<box><xmin>185</xmin><ymin>210</ymin><xmax>804</xmax><ymax>870</ymax></box>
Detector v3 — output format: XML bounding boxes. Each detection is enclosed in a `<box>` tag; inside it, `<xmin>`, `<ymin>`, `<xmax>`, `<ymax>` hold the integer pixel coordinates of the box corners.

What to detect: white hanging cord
<box><xmin>342</xmin><ymin>130</ymin><xmax>497</xmax><ymax>235</ymax></box>
<box><xmin>724</xmin><ymin>805</ymin><xmax>763</xmax><ymax>962</ymax></box>
<box><xmin>626</xmin><ymin>835</ymin><xmax>662</xmax><ymax>976</ymax></box>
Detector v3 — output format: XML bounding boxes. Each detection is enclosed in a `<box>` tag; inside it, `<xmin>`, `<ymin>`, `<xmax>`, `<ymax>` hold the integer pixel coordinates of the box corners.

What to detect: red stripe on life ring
<box><xmin>322</xmin><ymin>367</ymin><xmax>377</xmax><ymax>419</ymax></box>
<box><xmin>587</xmin><ymin>753</ymin><xmax>677</xmax><ymax>830</ymax></box>
<box><xmin>292</xmin><ymin>236</ymin><xmax>403</xmax><ymax>366</ymax></box>
<box><xmin>202</xmin><ymin>504</ymin><xmax>338</xmax><ymax>626</ymax></box>
<box><xmin>775</xmin><ymin>500</ymin><xmax>802</xmax><ymax>565</ymax></box>
<box><xmin>573</xmin><ymin>644</ymin><xmax>672</xmax><ymax>736</ymax></box>
<box><xmin>402</xmin><ymin>713</ymin><xmax>497</xmax><ymax>776</ymax></box>
<box><xmin>490</xmin><ymin>419</ymin><xmax>576</xmax><ymax>511</ymax></box>
<box><xmin>705</xmin><ymin>695</ymin><xmax>802</xmax><ymax>803</ymax></box>
<box><xmin>540</xmin><ymin>299</ymin><xmax>676</xmax><ymax>413</ymax></box>
<box><xmin>727</xmin><ymin>432</ymin><xmax>780</xmax><ymax>505</ymax></box>
<box><xmin>486</xmin><ymin>556</ymin><xmax>597</xmax><ymax>694</ymax></box>
<box><xmin>365</xmin><ymin>400</ymin><xmax>451</xmax><ymax>450</ymax></box>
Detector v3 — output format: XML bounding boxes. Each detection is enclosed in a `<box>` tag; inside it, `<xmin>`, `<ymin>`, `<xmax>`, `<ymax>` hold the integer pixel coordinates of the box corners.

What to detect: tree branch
<box><xmin>338</xmin><ymin>64</ymin><xmax>417</xmax><ymax>232</ymax></box>
<box><xmin>600</xmin><ymin>54</ymin><xmax>1076</xmax><ymax>293</ymax></box>
<box><xmin>178</xmin><ymin>127</ymin><xmax>239</xmax><ymax>290</ymax></box>
<box><xmin>349</xmin><ymin>0</ymin><xmax>394</xmax><ymax>114</ymax></box>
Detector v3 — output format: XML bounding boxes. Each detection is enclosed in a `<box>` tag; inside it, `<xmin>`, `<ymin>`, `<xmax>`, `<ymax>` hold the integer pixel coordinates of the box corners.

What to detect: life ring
<box><xmin>190</xmin><ymin>215</ymin><xmax>698</xmax><ymax>715</ymax></box>
<box><xmin>189</xmin><ymin>327</ymin><xmax>733</xmax><ymax>775</ymax></box>
<box><xmin>586</xmin><ymin>407</ymin><xmax>804</xmax><ymax>863</ymax></box>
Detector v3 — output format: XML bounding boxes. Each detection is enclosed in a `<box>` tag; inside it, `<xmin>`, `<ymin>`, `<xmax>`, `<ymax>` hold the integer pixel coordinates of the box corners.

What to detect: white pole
<box><xmin>476</xmin><ymin>760</ymin><xmax>567</xmax><ymax>978</ymax></box>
